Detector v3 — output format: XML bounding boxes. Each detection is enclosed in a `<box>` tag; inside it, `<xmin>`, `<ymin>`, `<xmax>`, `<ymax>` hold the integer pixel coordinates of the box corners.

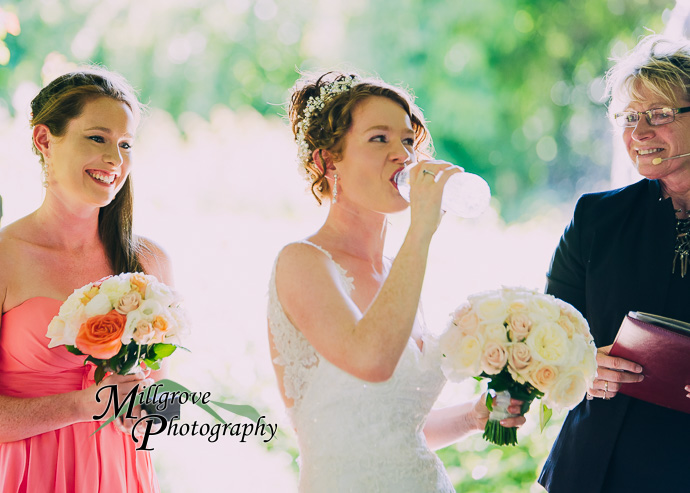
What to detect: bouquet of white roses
<box><xmin>46</xmin><ymin>272</ymin><xmax>189</xmax><ymax>383</ymax></box>
<box><xmin>439</xmin><ymin>286</ymin><xmax>597</xmax><ymax>445</ymax></box>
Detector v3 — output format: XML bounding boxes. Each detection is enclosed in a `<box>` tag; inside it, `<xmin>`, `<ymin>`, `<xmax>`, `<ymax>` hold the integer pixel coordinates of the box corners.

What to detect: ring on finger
<box><xmin>422</xmin><ymin>169</ymin><xmax>436</xmax><ymax>177</ymax></box>
<box><xmin>603</xmin><ymin>381</ymin><xmax>610</xmax><ymax>400</ymax></box>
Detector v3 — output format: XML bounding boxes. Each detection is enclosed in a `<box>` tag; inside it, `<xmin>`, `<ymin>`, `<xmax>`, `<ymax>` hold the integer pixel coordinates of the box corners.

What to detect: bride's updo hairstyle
<box><xmin>288</xmin><ymin>71</ymin><xmax>432</xmax><ymax>204</ymax></box>
<box><xmin>30</xmin><ymin>67</ymin><xmax>145</xmax><ymax>274</ymax></box>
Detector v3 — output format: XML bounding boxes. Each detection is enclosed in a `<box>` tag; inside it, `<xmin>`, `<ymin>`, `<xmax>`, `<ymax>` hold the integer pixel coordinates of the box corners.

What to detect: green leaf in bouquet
<box><xmin>539</xmin><ymin>403</ymin><xmax>553</xmax><ymax>431</ymax></box>
<box><xmin>143</xmin><ymin>358</ymin><xmax>161</xmax><ymax>370</ymax></box>
<box><xmin>117</xmin><ymin>355</ymin><xmax>138</xmax><ymax>375</ymax></box>
<box><xmin>94</xmin><ymin>364</ymin><xmax>106</xmax><ymax>384</ymax></box>
<box><xmin>150</xmin><ymin>343</ymin><xmax>177</xmax><ymax>359</ymax></box>
<box><xmin>66</xmin><ymin>345</ymin><xmax>85</xmax><ymax>356</ymax></box>
<box><xmin>485</xmin><ymin>392</ymin><xmax>494</xmax><ymax>411</ymax></box>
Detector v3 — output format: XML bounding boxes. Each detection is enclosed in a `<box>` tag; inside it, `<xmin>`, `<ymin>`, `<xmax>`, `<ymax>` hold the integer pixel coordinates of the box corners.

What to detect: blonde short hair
<box><xmin>606</xmin><ymin>35</ymin><xmax>690</xmax><ymax>118</ymax></box>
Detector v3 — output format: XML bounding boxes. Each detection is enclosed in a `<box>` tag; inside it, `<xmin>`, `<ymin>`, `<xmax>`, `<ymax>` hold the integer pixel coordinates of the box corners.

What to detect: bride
<box><xmin>267</xmin><ymin>72</ymin><xmax>525</xmax><ymax>492</ymax></box>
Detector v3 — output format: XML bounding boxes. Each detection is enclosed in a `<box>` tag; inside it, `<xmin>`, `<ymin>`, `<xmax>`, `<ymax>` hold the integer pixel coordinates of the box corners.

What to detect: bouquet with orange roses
<box><xmin>439</xmin><ymin>287</ymin><xmax>597</xmax><ymax>445</ymax></box>
<box><xmin>46</xmin><ymin>273</ymin><xmax>188</xmax><ymax>383</ymax></box>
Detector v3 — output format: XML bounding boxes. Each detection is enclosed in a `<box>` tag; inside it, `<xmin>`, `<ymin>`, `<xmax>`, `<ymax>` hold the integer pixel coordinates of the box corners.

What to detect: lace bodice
<box><xmin>268</xmin><ymin>241</ymin><xmax>454</xmax><ymax>492</ymax></box>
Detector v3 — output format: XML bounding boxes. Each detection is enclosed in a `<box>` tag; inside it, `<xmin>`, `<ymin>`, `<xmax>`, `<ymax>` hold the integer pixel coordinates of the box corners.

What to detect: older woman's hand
<box><xmin>587</xmin><ymin>344</ymin><xmax>644</xmax><ymax>400</ymax></box>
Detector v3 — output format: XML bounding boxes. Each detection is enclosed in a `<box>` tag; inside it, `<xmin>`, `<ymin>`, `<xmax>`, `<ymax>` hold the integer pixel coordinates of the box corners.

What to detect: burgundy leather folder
<box><xmin>609</xmin><ymin>312</ymin><xmax>690</xmax><ymax>414</ymax></box>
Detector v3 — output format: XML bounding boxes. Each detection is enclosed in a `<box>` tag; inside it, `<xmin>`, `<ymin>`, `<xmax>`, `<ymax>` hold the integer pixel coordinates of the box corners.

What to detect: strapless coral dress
<box><xmin>0</xmin><ymin>297</ymin><xmax>159</xmax><ymax>493</ymax></box>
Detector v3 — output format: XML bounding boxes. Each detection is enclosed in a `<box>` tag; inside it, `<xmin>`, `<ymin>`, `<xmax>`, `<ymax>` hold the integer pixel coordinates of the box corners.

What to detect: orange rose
<box><xmin>152</xmin><ymin>315</ymin><xmax>168</xmax><ymax>333</ymax></box>
<box><xmin>75</xmin><ymin>309</ymin><xmax>127</xmax><ymax>359</ymax></box>
<box><xmin>130</xmin><ymin>273</ymin><xmax>148</xmax><ymax>295</ymax></box>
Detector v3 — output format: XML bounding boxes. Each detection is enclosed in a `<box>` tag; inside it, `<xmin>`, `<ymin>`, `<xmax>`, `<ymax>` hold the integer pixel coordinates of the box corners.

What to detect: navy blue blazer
<box><xmin>538</xmin><ymin>179</ymin><xmax>690</xmax><ymax>492</ymax></box>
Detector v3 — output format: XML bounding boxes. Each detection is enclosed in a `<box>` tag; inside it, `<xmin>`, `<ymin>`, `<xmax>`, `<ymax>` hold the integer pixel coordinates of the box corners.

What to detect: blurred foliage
<box><xmin>0</xmin><ymin>0</ymin><xmax>674</xmax><ymax>220</ymax></box>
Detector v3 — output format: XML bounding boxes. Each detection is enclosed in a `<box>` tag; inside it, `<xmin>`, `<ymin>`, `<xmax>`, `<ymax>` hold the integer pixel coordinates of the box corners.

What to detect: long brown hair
<box><xmin>30</xmin><ymin>68</ymin><xmax>145</xmax><ymax>274</ymax></box>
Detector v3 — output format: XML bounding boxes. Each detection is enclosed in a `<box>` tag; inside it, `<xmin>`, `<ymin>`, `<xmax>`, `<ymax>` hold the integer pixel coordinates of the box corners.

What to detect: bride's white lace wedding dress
<box><xmin>268</xmin><ymin>241</ymin><xmax>455</xmax><ymax>492</ymax></box>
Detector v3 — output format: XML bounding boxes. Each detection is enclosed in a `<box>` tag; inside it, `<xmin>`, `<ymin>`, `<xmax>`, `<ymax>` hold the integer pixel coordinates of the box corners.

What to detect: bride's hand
<box><xmin>472</xmin><ymin>392</ymin><xmax>527</xmax><ymax>430</ymax></box>
<box><xmin>407</xmin><ymin>160</ymin><xmax>462</xmax><ymax>238</ymax></box>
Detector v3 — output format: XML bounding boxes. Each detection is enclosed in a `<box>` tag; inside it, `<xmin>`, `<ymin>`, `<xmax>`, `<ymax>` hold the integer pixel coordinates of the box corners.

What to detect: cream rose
<box><xmin>480</xmin><ymin>340</ymin><xmax>508</xmax><ymax>375</ymax></box>
<box><xmin>481</xmin><ymin>322</ymin><xmax>509</xmax><ymax>343</ymax></box>
<box><xmin>525</xmin><ymin>321</ymin><xmax>570</xmax><ymax>366</ymax></box>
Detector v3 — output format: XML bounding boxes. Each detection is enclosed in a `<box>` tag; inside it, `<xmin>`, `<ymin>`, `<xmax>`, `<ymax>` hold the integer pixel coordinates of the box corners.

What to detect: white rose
<box><xmin>59</xmin><ymin>303</ymin><xmax>88</xmax><ymax>335</ymax></box>
<box><xmin>46</xmin><ymin>317</ymin><xmax>79</xmax><ymax>347</ymax></box>
<box><xmin>123</xmin><ymin>308</ymin><xmax>150</xmax><ymax>344</ymax></box>
<box><xmin>58</xmin><ymin>289</ymin><xmax>89</xmax><ymax>318</ymax></box>
<box><xmin>480</xmin><ymin>340</ymin><xmax>508</xmax><ymax>375</ymax></box>
<box><xmin>525</xmin><ymin>321</ymin><xmax>570</xmax><ymax>366</ymax></box>
<box><xmin>474</xmin><ymin>295</ymin><xmax>507</xmax><ymax>323</ymax></box>
<box><xmin>145</xmin><ymin>281</ymin><xmax>176</xmax><ymax>306</ymax></box>
<box><xmin>440</xmin><ymin>333</ymin><xmax>484</xmax><ymax>381</ymax></box>
<box><xmin>527</xmin><ymin>294</ymin><xmax>561</xmax><ymax>322</ymax></box>
<box><xmin>543</xmin><ymin>370</ymin><xmax>588</xmax><ymax>411</ymax></box>
<box><xmin>481</xmin><ymin>322</ymin><xmax>509</xmax><ymax>343</ymax></box>
<box><xmin>99</xmin><ymin>277</ymin><xmax>133</xmax><ymax>306</ymax></box>
<box><xmin>84</xmin><ymin>293</ymin><xmax>113</xmax><ymax>317</ymax></box>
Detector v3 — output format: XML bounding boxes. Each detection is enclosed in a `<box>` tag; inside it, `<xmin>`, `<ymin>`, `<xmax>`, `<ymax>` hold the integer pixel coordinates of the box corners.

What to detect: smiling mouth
<box><xmin>86</xmin><ymin>170</ymin><xmax>117</xmax><ymax>185</ymax></box>
<box><xmin>637</xmin><ymin>148</ymin><xmax>664</xmax><ymax>156</ymax></box>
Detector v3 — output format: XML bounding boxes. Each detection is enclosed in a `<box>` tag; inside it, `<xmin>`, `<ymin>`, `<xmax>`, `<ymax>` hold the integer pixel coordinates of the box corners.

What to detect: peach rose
<box><xmin>115</xmin><ymin>291</ymin><xmax>142</xmax><ymax>315</ymax></box>
<box><xmin>75</xmin><ymin>309</ymin><xmax>127</xmax><ymax>359</ymax></box>
<box><xmin>508</xmin><ymin>312</ymin><xmax>532</xmax><ymax>341</ymax></box>
<box><xmin>508</xmin><ymin>342</ymin><xmax>533</xmax><ymax>373</ymax></box>
<box><xmin>527</xmin><ymin>363</ymin><xmax>558</xmax><ymax>392</ymax></box>
<box><xmin>132</xmin><ymin>319</ymin><xmax>163</xmax><ymax>344</ymax></box>
<box><xmin>130</xmin><ymin>273</ymin><xmax>149</xmax><ymax>295</ymax></box>
<box><xmin>456</xmin><ymin>311</ymin><xmax>480</xmax><ymax>335</ymax></box>
<box><xmin>480</xmin><ymin>340</ymin><xmax>508</xmax><ymax>375</ymax></box>
<box><xmin>152</xmin><ymin>315</ymin><xmax>169</xmax><ymax>334</ymax></box>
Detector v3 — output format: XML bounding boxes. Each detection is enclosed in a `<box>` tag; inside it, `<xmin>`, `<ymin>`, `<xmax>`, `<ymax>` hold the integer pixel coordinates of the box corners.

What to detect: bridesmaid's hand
<box><xmin>79</xmin><ymin>370</ymin><xmax>154</xmax><ymax>422</ymax></box>
<box><xmin>472</xmin><ymin>392</ymin><xmax>526</xmax><ymax>430</ymax></box>
<box><xmin>587</xmin><ymin>344</ymin><xmax>643</xmax><ymax>400</ymax></box>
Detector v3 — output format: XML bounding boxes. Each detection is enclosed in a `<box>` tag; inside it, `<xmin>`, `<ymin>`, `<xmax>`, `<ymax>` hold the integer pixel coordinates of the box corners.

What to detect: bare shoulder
<box><xmin>0</xmin><ymin>219</ymin><xmax>32</xmax><ymax>312</ymax></box>
<box><xmin>136</xmin><ymin>235</ymin><xmax>174</xmax><ymax>286</ymax></box>
<box><xmin>274</xmin><ymin>241</ymin><xmax>347</xmax><ymax>311</ymax></box>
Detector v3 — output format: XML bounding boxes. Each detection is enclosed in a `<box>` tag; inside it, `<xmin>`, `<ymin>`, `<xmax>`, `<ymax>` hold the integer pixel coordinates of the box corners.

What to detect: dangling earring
<box><xmin>332</xmin><ymin>174</ymin><xmax>339</xmax><ymax>204</ymax></box>
<box><xmin>41</xmin><ymin>162</ymin><xmax>49</xmax><ymax>188</ymax></box>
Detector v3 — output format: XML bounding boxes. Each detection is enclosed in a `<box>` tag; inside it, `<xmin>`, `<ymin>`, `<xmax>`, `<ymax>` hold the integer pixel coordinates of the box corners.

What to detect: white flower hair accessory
<box><xmin>295</xmin><ymin>75</ymin><xmax>359</xmax><ymax>172</ymax></box>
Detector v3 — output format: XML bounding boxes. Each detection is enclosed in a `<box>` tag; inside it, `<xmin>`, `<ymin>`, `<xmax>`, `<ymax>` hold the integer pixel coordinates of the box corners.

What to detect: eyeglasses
<box><xmin>613</xmin><ymin>106</ymin><xmax>690</xmax><ymax>127</ymax></box>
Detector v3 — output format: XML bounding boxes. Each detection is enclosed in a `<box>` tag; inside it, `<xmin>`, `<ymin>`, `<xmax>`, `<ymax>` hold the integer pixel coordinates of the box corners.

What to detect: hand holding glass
<box><xmin>394</xmin><ymin>164</ymin><xmax>491</xmax><ymax>218</ymax></box>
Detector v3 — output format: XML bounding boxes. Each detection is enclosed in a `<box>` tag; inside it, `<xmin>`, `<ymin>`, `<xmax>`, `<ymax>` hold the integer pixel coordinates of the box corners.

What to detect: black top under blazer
<box><xmin>538</xmin><ymin>179</ymin><xmax>690</xmax><ymax>493</ymax></box>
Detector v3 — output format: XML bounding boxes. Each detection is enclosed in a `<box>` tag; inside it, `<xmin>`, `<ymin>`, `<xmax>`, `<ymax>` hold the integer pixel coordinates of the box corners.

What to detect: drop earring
<box><xmin>332</xmin><ymin>174</ymin><xmax>339</xmax><ymax>204</ymax></box>
<box><xmin>41</xmin><ymin>162</ymin><xmax>49</xmax><ymax>188</ymax></box>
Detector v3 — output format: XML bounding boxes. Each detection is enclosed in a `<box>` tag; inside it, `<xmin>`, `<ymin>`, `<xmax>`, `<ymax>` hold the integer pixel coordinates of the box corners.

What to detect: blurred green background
<box><xmin>0</xmin><ymin>1</ymin><xmax>677</xmax><ymax>492</ymax></box>
<box><xmin>0</xmin><ymin>0</ymin><xmax>672</xmax><ymax>219</ymax></box>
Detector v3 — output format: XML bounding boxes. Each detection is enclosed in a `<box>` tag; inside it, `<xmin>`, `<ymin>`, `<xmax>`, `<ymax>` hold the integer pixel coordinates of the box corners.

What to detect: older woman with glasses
<box><xmin>538</xmin><ymin>35</ymin><xmax>690</xmax><ymax>493</ymax></box>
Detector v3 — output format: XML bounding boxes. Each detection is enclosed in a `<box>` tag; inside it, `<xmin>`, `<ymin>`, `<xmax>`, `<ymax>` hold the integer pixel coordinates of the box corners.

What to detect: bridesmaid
<box><xmin>0</xmin><ymin>68</ymin><xmax>171</xmax><ymax>492</ymax></box>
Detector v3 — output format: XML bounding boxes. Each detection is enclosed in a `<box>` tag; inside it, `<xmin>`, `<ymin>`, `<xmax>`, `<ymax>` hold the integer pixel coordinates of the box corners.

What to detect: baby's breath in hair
<box><xmin>294</xmin><ymin>75</ymin><xmax>359</xmax><ymax>172</ymax></box>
